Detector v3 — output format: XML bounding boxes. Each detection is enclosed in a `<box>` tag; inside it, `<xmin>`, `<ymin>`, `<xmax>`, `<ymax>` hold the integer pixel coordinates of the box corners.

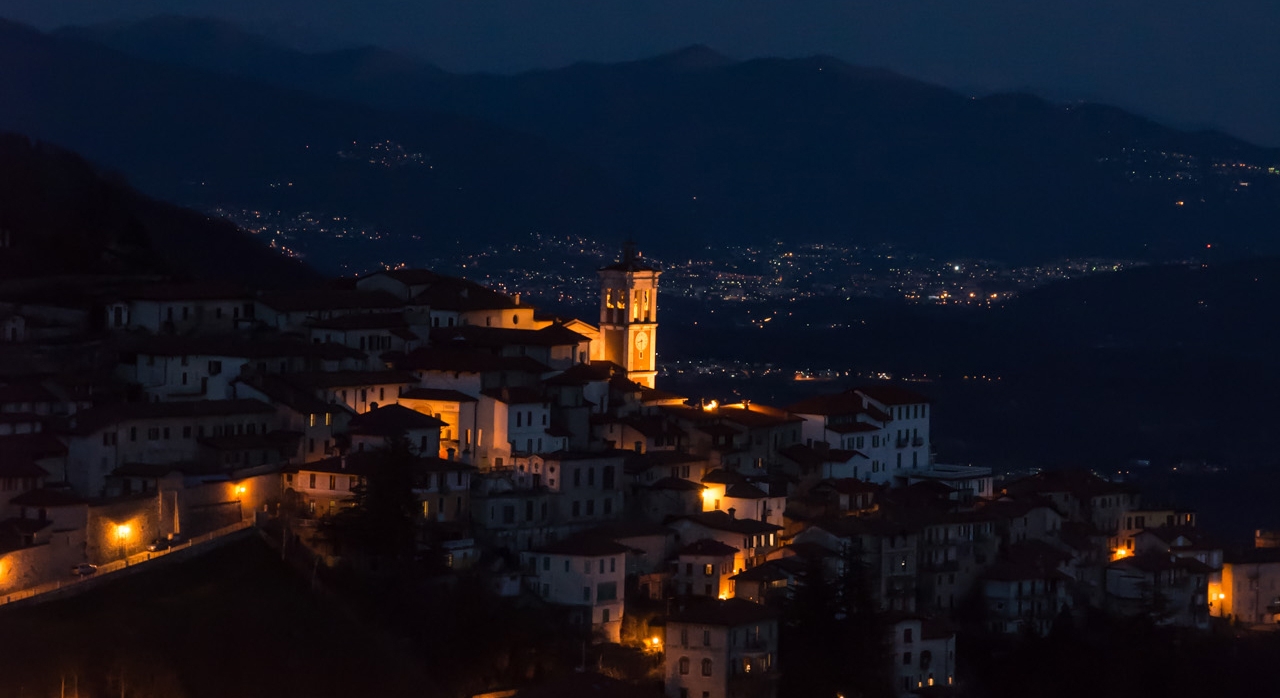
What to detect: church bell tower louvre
<box><xmin>598</xmin><ymin>241</ymin><xmax>660</xmax><ymax>389</ymax></box>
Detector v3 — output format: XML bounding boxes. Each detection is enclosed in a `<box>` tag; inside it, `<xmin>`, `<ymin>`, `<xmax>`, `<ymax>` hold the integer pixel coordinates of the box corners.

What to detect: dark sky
<box><xmin>2</xmin><ymin>0</ymin><xmax>1277</xmax><ymax>146</ymax></box>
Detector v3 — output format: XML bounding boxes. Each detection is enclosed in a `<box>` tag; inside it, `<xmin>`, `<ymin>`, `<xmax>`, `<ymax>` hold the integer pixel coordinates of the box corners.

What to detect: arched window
<box><xmin>678</xmin><ymin>657</ymin><xmax>690</xmax><ymax>675</ymax></box>
<box><xmin>701</xmin><ymin>659</ymin><xmax>713</xmax><ymax>676</ymax></box>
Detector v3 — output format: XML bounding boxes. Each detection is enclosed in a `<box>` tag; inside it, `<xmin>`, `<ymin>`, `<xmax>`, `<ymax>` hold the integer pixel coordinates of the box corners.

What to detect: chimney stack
<box><xmin>727</xmin><ymin>507</ymin><xmax>736</xmax><ymax>520</ymax></box>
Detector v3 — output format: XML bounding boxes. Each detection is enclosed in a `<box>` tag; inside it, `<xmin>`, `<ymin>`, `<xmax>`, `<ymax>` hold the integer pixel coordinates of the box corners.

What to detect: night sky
<box><xmin>1</xmin><ymin>0</ymin><xmax>1276</xmax><ymax>147</ymax></box>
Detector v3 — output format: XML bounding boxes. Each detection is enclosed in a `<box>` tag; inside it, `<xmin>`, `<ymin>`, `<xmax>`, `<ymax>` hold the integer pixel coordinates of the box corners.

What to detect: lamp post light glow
<box><xmin>115</xmin><ymin>524</ymin><xmax>131</xmax><ymax>561</ymax></box>
<box><xmin>236</xmin><ymin>485</ymin><xmax>247</xmax><ymax>496</ymax></box>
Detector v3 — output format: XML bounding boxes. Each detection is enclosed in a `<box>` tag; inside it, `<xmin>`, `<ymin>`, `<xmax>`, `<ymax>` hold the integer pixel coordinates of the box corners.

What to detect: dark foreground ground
<box><xmin>0</xmin><ymin>536</ymin><xmax>429</xmax><ymax>698</ymax></box>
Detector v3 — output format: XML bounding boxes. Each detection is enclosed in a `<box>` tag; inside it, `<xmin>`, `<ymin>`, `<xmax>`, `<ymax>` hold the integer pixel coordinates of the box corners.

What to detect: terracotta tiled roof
<box><xmin>290</xmin><ymin>370</ymin><xmax>418</xmax><ymax>389</ymax></box>
<box><xmin>430</xmin><ymin>324</ymin><xmax>587</xmax><ymax>349</ymax></box>
<box><xmin>399</xmin><ymin>388</ymin><xmax>477</xmax><ymax>403</ymax></box>
<box><xmin>676</xmin><ymin>510</ymin><xmax>780</xmax><ymax>535</ymax></box>
<box><xmin>854</xmin><ymin>385</ymin><xmax>933</xmax><ymax>406</ymax></box>
<box><xmin>667</xmin><ymin>598</ymin><xmax>778</xmax><ymax>627</ymax></box>
<box><xmin>402</xmin><ymin>348</ymin><xmax>550</xmax><ymax>374</ymax></box>
<box><xmin>308</xmin><ymin>312</ymin><xmax>408</xmax><ymax>330</ymax></box>
<box><xmin>677</xmin><ymin>538</ymin><xmax>738</xmax><ymax>556</ymax></box>
<box><xmin>648</xmin><ymin>477</ymin><xmax>704</xmax><ymax>491</ymax></box>
<box><xmin>67</xmin><ymin>399</ymin><xmax>275</xmax><ymax>435</ymax></box>
<box><xmin>349</xmin><ymin>404</ymin><xmax>448</xmax><ymax>434</ymax></box>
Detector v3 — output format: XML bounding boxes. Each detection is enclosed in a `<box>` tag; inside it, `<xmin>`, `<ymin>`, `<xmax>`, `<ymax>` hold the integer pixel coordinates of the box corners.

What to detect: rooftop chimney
<box><xmin>727</xmin><ymin>507</ymin><xmax>736</xmax><ymax>520</ymax></box>
<box><xmin>513</xmin><ymin>293</ymin><xmax>521</xmax><ymax>305</ymax></box>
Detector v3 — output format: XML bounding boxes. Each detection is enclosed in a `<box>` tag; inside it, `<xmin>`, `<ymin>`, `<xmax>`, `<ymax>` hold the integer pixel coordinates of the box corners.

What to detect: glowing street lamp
<box><xmin>115</xmin><ymin>524</ymin><xmax>131</xmax><ymax>561</ymax></box>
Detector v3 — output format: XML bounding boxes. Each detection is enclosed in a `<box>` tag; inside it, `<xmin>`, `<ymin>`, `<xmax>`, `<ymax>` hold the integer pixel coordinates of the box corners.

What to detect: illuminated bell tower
<box><xmin>599</xmin><ymin>241</ymin><xmax>660</xmax><ymax>388</ymax></box>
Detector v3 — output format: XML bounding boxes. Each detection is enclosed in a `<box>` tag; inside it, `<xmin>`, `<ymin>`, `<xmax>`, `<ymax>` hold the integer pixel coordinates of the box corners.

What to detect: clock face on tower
<box><xmin>634</xmin><ymin>331</ymin><xmax>649</xmax><ymax>352</ymax></box>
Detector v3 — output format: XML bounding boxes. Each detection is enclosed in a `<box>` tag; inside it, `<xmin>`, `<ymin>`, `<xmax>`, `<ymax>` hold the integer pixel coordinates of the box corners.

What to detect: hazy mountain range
<box><xmin>3</xmin><ymin>15</ymin><xmax>1278</xmax><ymax>269</ymax></box>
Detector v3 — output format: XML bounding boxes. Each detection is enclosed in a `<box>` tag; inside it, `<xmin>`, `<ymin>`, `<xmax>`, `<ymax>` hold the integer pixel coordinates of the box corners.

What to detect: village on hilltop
<box><xmin>1</xmin><ymin>243</ymin><xmax>1277</xmax><ymax>698</ymax></box>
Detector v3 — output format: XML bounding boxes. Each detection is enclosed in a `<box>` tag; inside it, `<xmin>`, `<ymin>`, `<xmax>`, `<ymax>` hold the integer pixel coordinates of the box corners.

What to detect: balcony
<box><xmin>912</xmin><ymin>436</ymin><xmax>924</xmax><ymax>447</ymax></box>
<box><xmin>896</xmin><ymin>438</ymin><xmax>910</xmax><ymax>449</ymax></box>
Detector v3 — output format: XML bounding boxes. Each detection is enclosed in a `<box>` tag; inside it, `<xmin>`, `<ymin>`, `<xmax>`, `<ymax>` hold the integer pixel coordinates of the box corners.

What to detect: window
<box><xmin>309</xmin><ymin>474</ymin><xmax>316</xmax><ymax>488</ymax></box>
<box><xmin>680</xmin><ymin>629</ymin><xmax>688</xmax><ymax>646</ymax></box>
<box><xmin>583</xmin><ymin>586</ymin><xmax>591</xmax><ymax>602</ymax></box>
<box><xmin>679</xmin><ymin>658</ymin><xmax>690</xmax><ymax>675</ymax></box>
<box><xmin>904</xmin><ymin>628</ymin><xmax>913</xmax><ymax>643</ymax></box>
<box><xmin>704</xmin><ymin>564</ymin><xmax>714</xmax><ymax>576</ymax></box>
<box><xmin>574</xmin><ymin>469</ymin><xmax>581</xmax><ymax>487</ymax></box>
<box><xmin>603</xmin><ymin>498</ymin><xmax>613</xmax><ymax>515</ymax></box>
<box><xmin>703</xmin><ymin>630</ymin><xmax>711</xmax><ymax>646</ymax></box>
<box><xmin>903</xmin><ymin>652</ymin><xmax>912</xmax><ymax>665</ymax></box>
<box><xmin>586</xmin><ymin>499</ymin><xmax>595</xmax><ymax>515</ymax></box>
<box><xmin>328</xmin><ymin>475</ymin><xmax>336</xmax><ymax>490</ymax></box>
<box><xmin>701</xmin><ymin>659</ymin><xmax>713</xmax><ymax>676</ymax></box>
<box><xmin>543</xmin><ymin>557</ymin><xmax>550</xmax><ymax>571</ymax></box>
<box><xmin>147</xmin><ymin>427</ymin><xmax>159</xmax><ymax>440</ymax></box>
<box><xmin>349</xmin><ymin>476</ymin><xmax>357</xmax><ymax>490</ymax></box>
<box><xmin>572</xmin><ymin>501</ymin><xmax>581</xmax><ymax>517</ymax></box>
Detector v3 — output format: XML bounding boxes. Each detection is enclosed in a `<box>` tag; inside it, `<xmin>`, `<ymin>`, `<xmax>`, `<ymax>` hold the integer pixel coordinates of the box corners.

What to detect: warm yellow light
<box><xmin>702</xmin><ymin>400</ymin><xmax>718</xmax><ymax>412</ymax></box>
<box><xmin>701</xmin><ymin>489</ymin><xmax>715</xmax><ymax>500</ymax></box>
<box><xmin>1218</xmin><ymin>593</ymin><xmax>1226</xmax><ymax>600</ymax></box>
<box><xmin>1113</xmin><ymin>548</ymin><xmax>1128</xmax><ymax>559</ymax></box>
<box><xmin>115</xmin><ymin>524</ymin><xmax>131</xmax><ymax>539</ymax></box>
<box><xmin>650</xmin><ymin>636</ymin><xmax>661</xmax><ymax>646</ymax></box>
<box><xmin>718</xmin><ymin>593</ymin><xmax>728</xmax><ymax>600</ymax></box>
<box><xmin>236</xmin><ymin>485</ymin><xmax>247</xmax><ymax>495</ymax></box>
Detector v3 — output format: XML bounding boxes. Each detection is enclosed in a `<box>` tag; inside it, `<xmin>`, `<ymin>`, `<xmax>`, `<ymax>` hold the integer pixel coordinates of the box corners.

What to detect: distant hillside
<box><xmin>0</xmin><ymin>133</ymin><xmax>322</xmax><ymax>287</ymax></box>
<box><xmin>60</xmin><ymin>16</ymin><xmax>1280</xmax><ymax>262</ymax></box>
<box><xmin>0</xmin><ymin>19</ymin><xmax>633</xmax><ymax>272</ymax></box>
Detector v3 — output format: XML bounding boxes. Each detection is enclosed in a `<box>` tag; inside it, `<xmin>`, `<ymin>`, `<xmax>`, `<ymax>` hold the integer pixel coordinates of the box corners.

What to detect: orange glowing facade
<box><xmin>599</xmin><ymin>242</ymin><xmax>660</xmax><ymax>389</ymax></box>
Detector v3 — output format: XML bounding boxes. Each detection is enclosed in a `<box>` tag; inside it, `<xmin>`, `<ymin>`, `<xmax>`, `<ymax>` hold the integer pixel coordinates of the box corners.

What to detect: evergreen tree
<box><xmin>328</xmin><ymin>438</ymin><xmax>420</xmax><ymax>565</ymax></box>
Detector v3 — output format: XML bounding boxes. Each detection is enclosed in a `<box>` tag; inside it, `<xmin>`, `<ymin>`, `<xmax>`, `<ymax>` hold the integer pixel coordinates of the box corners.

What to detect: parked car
<box><xmin>70</xmin><ymin>563</ymin><xmax>98</xmax><ymax>576</ymax></box>
<box><xmin>146</xmin><ymin>538</ymin><xmax>172</xmax><ymax>552</ymax></box>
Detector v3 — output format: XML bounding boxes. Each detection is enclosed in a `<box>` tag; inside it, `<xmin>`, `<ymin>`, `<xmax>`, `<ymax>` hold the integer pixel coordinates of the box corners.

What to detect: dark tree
<box><xmin>327</xmin><ymin>439</ymin><xmax>421</xmax><ymax>566</ymax></box>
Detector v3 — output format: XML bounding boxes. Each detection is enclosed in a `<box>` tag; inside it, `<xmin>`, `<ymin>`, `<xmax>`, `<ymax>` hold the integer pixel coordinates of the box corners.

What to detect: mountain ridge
<box><xmin>18</xmin><ymin>17</ymin><xmax>1280</xmax><ymax>264</ymax></box>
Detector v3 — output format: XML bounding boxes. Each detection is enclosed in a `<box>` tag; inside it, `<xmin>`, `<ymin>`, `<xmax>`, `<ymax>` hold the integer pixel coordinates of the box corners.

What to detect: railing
<box><xmin>0</xmin><ymin>519</ymin><xmax>253</xmax><ymax>608</ymax></box>
<box><xmin>912</xmin><ymin>437</ymin><xmax>924</xmax><ymax>447</ymax></box>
